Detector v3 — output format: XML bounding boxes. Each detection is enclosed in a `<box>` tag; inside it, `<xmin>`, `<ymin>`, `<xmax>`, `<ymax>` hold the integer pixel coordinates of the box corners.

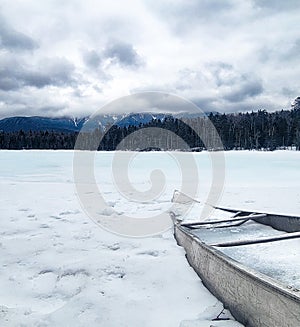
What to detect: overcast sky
<box><xmin>0</xmin><ymin>0</ymin><xmax>299</xmax><ymax>118</ymax></box>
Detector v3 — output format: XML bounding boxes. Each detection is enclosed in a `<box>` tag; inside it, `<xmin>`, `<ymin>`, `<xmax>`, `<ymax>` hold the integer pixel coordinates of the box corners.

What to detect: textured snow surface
<box><xmin>0</xmin><ymin>150</ymin><xmax>244</xmax><ymax>327</ymax></box>
<box><xmin>1</xmin><ymin>150</ymin><xmax>300</xmax><ymax>326</ymax></box>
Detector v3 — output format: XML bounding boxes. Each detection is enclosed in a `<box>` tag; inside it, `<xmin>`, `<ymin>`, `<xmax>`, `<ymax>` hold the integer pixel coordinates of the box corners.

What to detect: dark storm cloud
<box><xmin>83</xmin><ymin>49</ymin><xmax>102</xmax><ymax>69</ymax></box>
<box><xmin>0</xmin><ymin>17</ymin><xmax>38</xmax><ymax>51</ymax></box>
<box><xmin>0</xmin><ymin>56</ymin><xmax>22</xmax><ymax>90</ymax></box>
<box><xmin>0</xmin><ymin>76</ymin><xmax>20</xmax><ymax>91</ymax></box>
<box><xmin>0</xmin><ymin>55</ymin><xmax>75</xmax><ymax>90</ymax></box>
<box><xmin>34</xmin><ymin>58</ymin><xmax>75</xmax><ymax>87</ymax></box>
<box><xmin>207</xmin><ymin>62</ymin><xmax>236</xmax><ymax>87</ymax></box>
<box><xmin>21</xmin><ymin>72</ymin><xmax>52</xmax><ymax>88</ymax></box>
<box><xmin>104</xmin><ymin>41</ymin><xmax>143</xmax><ymax>67</ymax></box>
<box><xmin>224</xmin><ymin>78</ymin><xmax>264</xmax><ymax>103</ymax></box>
<box><xmin>203</xmin><ymin>62</ymin><xmax>264</xmax><ymax>103</ymax></box>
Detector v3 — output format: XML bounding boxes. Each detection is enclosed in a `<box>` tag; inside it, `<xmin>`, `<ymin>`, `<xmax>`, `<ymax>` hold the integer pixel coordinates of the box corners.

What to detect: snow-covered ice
<box><xmin>0</xmin><ymin>150</ymin><xmax>243</xmax><ymax>327</ymax></box>
<box><xmin>1</xmin><ymin>150</ymin><xmax>300</xmax><ymax>326</ymax></box>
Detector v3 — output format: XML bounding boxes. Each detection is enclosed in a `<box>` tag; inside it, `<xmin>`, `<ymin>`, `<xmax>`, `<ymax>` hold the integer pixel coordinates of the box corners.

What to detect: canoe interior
<box><xmin>174</xmin><ymin>221</ymin><xmax>300</xmax><ymax>327</ymax></box>
<box><xmin>212</xmin><ymin>205</ymin><xmax>300</xmax><ymax>232</ymax></box>
<box><xmin>253</xmin><ymin>213</ymin><xmax>300</xmax><ymax>232</ymax></box>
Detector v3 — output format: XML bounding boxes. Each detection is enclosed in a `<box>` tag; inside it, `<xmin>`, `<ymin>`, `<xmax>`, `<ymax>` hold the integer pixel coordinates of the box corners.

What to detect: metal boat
<box><xmin>170</xmin><ymin>193</ymin><xmax>300</xmax><ymax>327</ymax></box>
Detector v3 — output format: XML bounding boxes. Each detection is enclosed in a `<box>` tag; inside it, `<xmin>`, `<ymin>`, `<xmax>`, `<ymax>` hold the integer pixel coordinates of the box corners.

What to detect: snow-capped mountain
<box><xmin>0</xmin><ymin>113</ymin><xmax>186</xmax><ymax>133</ymax></box>
<box><xmin>0</xmin><ymin>116</ymin><xmax>87</xmax><ymax>133</ymax></box>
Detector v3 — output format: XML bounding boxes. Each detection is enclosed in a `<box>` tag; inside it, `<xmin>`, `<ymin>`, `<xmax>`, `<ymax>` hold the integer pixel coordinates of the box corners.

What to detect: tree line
<box><xmin>1</xmin><ymin>98</ymin><xmax>300</xmax><ymax>151</ymax></box>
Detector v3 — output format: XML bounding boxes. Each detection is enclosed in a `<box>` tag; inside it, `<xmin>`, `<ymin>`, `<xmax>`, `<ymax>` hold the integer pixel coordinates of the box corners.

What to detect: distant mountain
<box><xmin>114</xmin><ymin>113</ymin><xmax>168</xmax><ymax>127</ymax></box>
<box><xmin>0</xmin><ymin>116</ymin><xmax>87</xmax><ymax>133</ymax></box>
<box><xmin>0</xmin><ymin>112</ymin><xmax>207</xmax><ymax>133</ymax></box>
<box><xmin>78</xmin><ymin>113</ymin><xmax>169</xmax><ymax>131</ymax></box>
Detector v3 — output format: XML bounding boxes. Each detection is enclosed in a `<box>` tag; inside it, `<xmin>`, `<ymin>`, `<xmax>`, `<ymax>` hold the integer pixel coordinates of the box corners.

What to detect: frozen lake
<box><xmin>1</xmin><ymin>150</ymin><xmax>300</xmax><ymax>326</ymax></box>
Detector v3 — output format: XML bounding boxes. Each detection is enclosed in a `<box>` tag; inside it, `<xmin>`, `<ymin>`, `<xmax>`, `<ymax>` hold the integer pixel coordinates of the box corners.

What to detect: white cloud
<box><xmin>0</xmin><ymin>0</ymin><xmax>299</xmax><ymax>118</ymax></box>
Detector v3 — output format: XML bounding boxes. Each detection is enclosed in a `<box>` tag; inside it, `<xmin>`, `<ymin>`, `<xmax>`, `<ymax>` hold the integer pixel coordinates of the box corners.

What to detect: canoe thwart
<box><xmin>210</xmin><ymin>231</ymin><xmax>300</xmax><ymax>247</ymax></box>
<box><xmin>181</xmin><ymin>213</ymin><xmax>267</xmax><ymax>228</ymax></box>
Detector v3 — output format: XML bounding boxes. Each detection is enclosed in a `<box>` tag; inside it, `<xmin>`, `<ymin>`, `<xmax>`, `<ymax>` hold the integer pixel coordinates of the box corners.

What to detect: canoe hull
<box><xmin>174</xmin><ymin>222</ymin><xmax>300</xmax><ymax>327</ymax></box>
